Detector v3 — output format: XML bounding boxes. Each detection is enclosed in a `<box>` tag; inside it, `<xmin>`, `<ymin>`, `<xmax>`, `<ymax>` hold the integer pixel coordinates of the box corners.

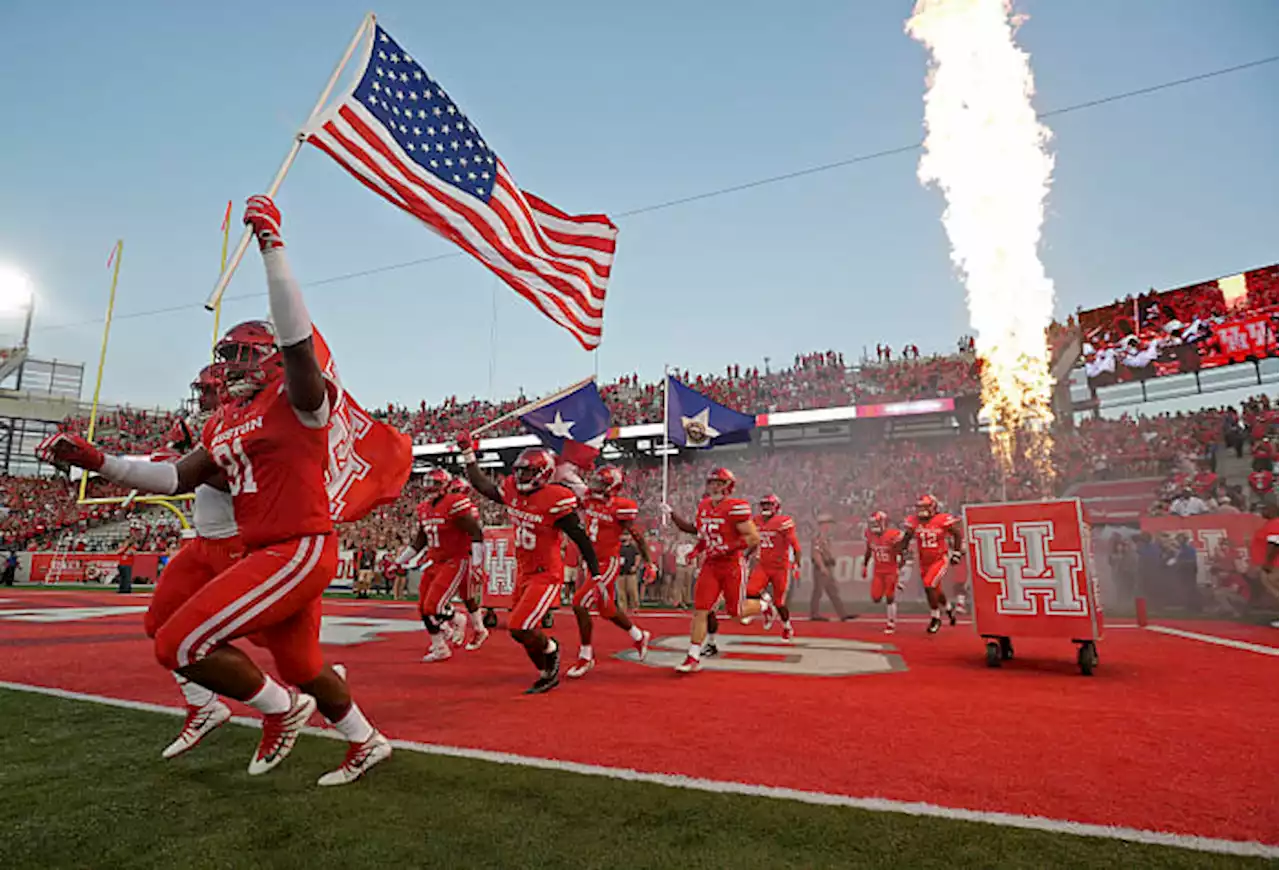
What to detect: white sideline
<box><xmin>0</xmin><ymin>680</ymin><xmax>1274</xmax><ymax>860</ymax></box>
<box><xmin>1145</xmin><ymin>624</ymin><xmax>1279</xmax><ymax>656</ymax></box>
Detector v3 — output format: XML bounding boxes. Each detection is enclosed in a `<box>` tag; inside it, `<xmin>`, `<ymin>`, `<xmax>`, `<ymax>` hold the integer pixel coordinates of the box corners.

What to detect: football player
<box><xmin>457</xmin><ymin>438</ymin><xmax>602</xmax><ymax>694</ymax></box>
<box><xmin>862</xmin><ymin>511</ymin><xmax>907</xmax><ymax>634</ymax></box>
<box><xmin>744</xmin><ymin>493</ymin><xmax>801</xmax><ymax>640</ymax></box>
<box><xmin>665</xmin><ymin>467</ymin><xmax>774</xmax><ymax>673</ymax></box>
<box><xmin>39</xmin><ymin>196</ymin><xmax>389</xmax><ymax>785</ymax></box>
<box><xmin>901</xmin><ymin>494</ymin><xmax>964</xmax><ymax>634</ymax></box>
<box><xmin>567</xmin><ymin>465</ymin><xmax>652</xmax><ymax>678</ymax></box>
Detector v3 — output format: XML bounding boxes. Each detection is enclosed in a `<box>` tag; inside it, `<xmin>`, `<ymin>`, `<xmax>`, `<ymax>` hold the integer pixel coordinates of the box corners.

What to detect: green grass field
<box><xmin>0</xmin><ymin>689</ymin><xmax>1267</xmax><ymax>869</ymax></box>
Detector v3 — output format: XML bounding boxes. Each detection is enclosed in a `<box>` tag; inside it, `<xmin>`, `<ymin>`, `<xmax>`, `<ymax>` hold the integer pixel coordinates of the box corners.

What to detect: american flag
<box><xmin>306</xmin><ymin>24</ymin><xmax>616</xmax><ymax>350</ymax></box>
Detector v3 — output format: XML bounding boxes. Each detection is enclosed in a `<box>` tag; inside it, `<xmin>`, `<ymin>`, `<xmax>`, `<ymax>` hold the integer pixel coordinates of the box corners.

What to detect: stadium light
<box><xmin>0</xmin><ymin>264</ymin><xmax>34</xmax><ymax>316</ymax></box>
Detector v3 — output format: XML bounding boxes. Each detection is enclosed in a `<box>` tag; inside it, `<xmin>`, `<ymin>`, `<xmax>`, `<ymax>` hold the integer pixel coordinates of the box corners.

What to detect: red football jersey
<box><xmin>866</xmin><ymin>528</ymin><xmax>905</xmax><ymax>572</ymax></box>
<box><xmin>501</xmin><ymin>478</ymin><xmax>578</xmax><ymax>578</ymax></box>
<box><xmin>755</xmin><ymin>513</ymin><xmax>799</xmax><ymax>570</ymax></box>
<box><xmin>416</xmin><ymin>491</ymin><xmax>475</xmax><ymax>563</ymax></box>
<box><xmin>203</xmin><ymin>384</ymin><xmax>331</xmax><ymax>551</ymax></box>
<box><xmin>696</xmin><ymin>496</ymin><xmax>754</xmax><ymax>560</ymax></box>
<box><xmin>904</xmin><ymin>513</ymin><xmax>957</xmax><ymax>564</ymax></box>
<box><xmin>583</xmin><ymin>494</ymin><xmax>639</xmax><ymax>563</ymax></box>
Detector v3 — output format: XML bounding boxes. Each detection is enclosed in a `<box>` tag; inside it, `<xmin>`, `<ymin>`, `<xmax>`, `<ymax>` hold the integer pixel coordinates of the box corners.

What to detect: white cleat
<box><xmin>633</xmin><ymin>629</ymin><xmax>651</xmax><ymax>661</ymax></box>
<box><xmin>422</xmin><ymin>645</ymin><xmax>452</xmax><ymax>663</ymax></box>
<box><xmin>464</xmin><ymin>626</ymin><xmax>489</xmax><ymax>651</ymax></box>
<box><xmin>674</xmin><ymin>655</ymin><xmax>702</xmax><ymax>674</ymax></box>
<box><xmin>762</xmin><ymin>596</ymin><xmax>776</xmax><ymax>631</ymax></box>
<box><xmin>884</xmin><ymin>622</ymin><xmax>896</xmax><ymax>635</ymax></box>
<box><xmin>448</xmin><ymin>612</ymin><xmax>469</xmax><ymax>646</ymax></box>
<box><xmin>162</xmin><ymin>701</ymin><xmax>232</xmax><ymax>759</ymax></box>
<box><xmin>566</xmin><ymin>657</ymin><xmax>595</xmax><ymax>678</ymax></box>
<box><xmin>317</xmin><ymin>732</ymin><xmax>392</xmax><ymax>787</ymax></box>
<box><xmin>248</xmin><ymin>691</ymin><xmax>316</xmax><ymax>776</ymax></box>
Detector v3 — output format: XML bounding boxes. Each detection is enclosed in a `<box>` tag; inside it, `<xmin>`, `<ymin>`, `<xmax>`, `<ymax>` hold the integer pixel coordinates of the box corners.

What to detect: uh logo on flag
<box><xmin>665</xmin><ymin>376</ymin><xmax>757</xmax><ymax>448</ymax></box>
<box><xmin>520</xmin><ymin>380</ymin><xmax>612</xmax><ymax>468</ymax></box>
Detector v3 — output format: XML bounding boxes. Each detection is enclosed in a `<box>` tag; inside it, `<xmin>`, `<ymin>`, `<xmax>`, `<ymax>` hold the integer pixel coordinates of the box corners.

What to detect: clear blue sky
<box><xmin>0</xmin><ymin>0</ymin><xmax>1275</xmax><ymax>412</ymax></box>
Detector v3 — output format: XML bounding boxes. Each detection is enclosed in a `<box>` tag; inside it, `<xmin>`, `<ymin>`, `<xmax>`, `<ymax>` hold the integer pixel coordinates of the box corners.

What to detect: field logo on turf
<box><xmin>620</xmin><ymin>634</ymin><xmax>907</xmax><ymax>676</ymax></box>
<box><xmin>969</xmin><ymin>522</ymin><xmax>1085</xmax><ymax>616</ymax></box>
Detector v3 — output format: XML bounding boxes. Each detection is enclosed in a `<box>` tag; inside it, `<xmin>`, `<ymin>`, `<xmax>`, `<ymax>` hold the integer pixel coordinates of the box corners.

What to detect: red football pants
<box><xmin>921</xmin><ymin>559</ymin><xmax>951</xmax><ymax>590</ymax></box>
<box><xmin>144</xmin><ymin>535</ymin><xmax>243</xmax><ymax>639</ymax></box>
<box><xmin>419</xmin><ymin>559</ymin><xmax>469</xmax><ymax>617</ymax></box>
<box><xmin>154</xmin><ymin>534</ymin><xmax>338</xmax><ymax>686</ymax></box>
<box><xmin>747</xmin><ymin>564</ymin><xmax>790</xmax><ymax>602</ymax></box>
<box><xmin>571</xmin><ymin>557</ymin><xmax>620</xmax><ymax>618</ymax></box>
<box><xmin>509</xmin><ymin>571</ymin><xmax>561</xmax><ymax>632</ymax></box>
<box><xmin>870</xmin><ymin>570</ymin><xmax>899</xmax><ymax>601</ymax></box>
<box><xmin>695</xmin><ymin>557</ymin><xmax>748</xmax><ymax>616</ymax></box>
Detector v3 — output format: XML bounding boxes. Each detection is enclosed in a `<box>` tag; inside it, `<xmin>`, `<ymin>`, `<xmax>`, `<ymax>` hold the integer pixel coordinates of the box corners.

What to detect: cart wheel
<box><xmin>1077</xmin><ymin>641</ymin><xmax>1098</xmax><ymax>676</ymax></box>
<box><xmin>985</xmin><ymin>641</ymin><xmax>1002</xmax><ymax>668</ymax></box>
<box><xmin>482</xmin><ymin>609</ymin><xmax>498</xmax><ymax>629</ymax></box>
<box><xmin>541</xmin><ymin>611</ymin><xmax>554</xmax><ymax>629</ymax></box>
<box><xmin>1000</xmin><ymin>637</ymin><xmax>1014</xmax><ymax>661</ymax></box>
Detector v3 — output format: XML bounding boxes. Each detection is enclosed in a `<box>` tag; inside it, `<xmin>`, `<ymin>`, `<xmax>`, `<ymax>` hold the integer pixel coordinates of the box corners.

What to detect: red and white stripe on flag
<box><xmin>303</xmin><ymin>28</ymin><xmax>615</xmax><ymax>350</ymax></box>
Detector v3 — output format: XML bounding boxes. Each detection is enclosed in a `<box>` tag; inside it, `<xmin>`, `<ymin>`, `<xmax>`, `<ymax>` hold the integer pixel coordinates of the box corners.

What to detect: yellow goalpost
<box><xmin>73</xmin><ymin>202</ymin><xmax>234</xmax><ymax>531</ymax></box>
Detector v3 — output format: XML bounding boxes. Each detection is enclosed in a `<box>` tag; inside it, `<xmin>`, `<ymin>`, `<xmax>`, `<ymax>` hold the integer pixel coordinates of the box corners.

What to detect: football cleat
<box><xmin>947</xmin><ymin>606</ymin><xmax>957</xmax><ymax>627</ymax></box>
<box><xmin>162</xmin><ymin>701</ymin><xmax>232</xmax><ymax>759</ymax></box>
<box><xmin>524</xmin><ymin>672</ymin><xmax>560</xmax><ymax>695</ymax></box>
<box><xmin>781</xmin><ymin>622</ymin><xmax>795</xmax><ymax>641</ymax></box>
<box><xmin>422</xmin><ymin>645</ymin><xmax>452</xmax><ymax>663</ymax></box>
<box><xmin>675</xmin><ymin>655</ymin><xmax>702</xmax><ymax>674</ymax></box>
<box><xmin>884</xmin><ymin>622</ymin><xmax>896</xmax><ymax>635</ymax></box>
<box><xmin>761</xmin><ymin>595</ymin><xmax>776</xmax><ymax>631</ymax></box>
<box><xmin>317</xmin><ymin>732</ymin><xmax>392</xmax><ymax>787</ymax></box>
<box><xmin>633</xmin><ymin>630</ymin><xmax>651</xmax><ymax>661</ymax></box>
<box><xmin>448</xmin><ymin>611</ymin><xmax>469</xmax><ymax>646</ymax></box>
<box><xmin>464</xmin><ymin>626</ymin><xmax>489</xmax><ymax>651</ymax></box>
<box><xmin>545</xmin><ymin>642</ymin><xmax>561</xmax><ymax>680</ymax></box>
<box><xmin>701</xmin><ymin>640</ymin><xmax>719</xmax><ymax>658</ymax></box>
<box><xmin>927</xmin><ymin>617</ymin><xmax>942</xmax><ymax>635</ymax></box>
<box><xmin>567</xmin><ymin>657</ymin><xmax>595</xmax><ymax>679</ymax></box>
<box><xmin>248</xmin><ymin>691</ymin><xmax>316</xmax><ymax>776</ymax></box>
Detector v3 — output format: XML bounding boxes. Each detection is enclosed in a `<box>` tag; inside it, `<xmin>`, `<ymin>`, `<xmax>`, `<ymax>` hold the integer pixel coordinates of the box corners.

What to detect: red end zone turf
<box><xmin>0</xmin><ymin>590</ymin><xmax>1275</xmax><ymax>846</ymax></box>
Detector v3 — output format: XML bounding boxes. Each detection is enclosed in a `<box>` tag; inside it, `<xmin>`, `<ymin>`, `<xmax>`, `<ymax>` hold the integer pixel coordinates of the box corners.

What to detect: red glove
<box><xmin>243</xmin><ymin>195</ymin><xmax>284</xmax><ymax>251</ymax></box>
<box><xmin>455</xmin><ymin>430</ymin><xmax>478</xmax><ymax>458</ymax></box>
<box><xmin>35</xmin><ymin>432</ymin><xmax>105</xmax><ymax>472</ymax></box>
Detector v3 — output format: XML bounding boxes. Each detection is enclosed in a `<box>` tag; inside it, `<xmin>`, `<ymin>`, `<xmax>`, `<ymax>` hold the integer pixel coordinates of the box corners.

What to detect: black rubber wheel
<box><xmin>482</xmin><ymin>609</ymin><xmax>498</xmax><ymax>629</ymax></box>
<box><xmin>1000</xmin><ymin>637</ymin><xmax>1014</xmax><ymax>660</ymax></box>
<box><xmin>541</xmin><ymin>610</ymin><xmax>555</xmax><ymax>629</ymax></box>
<box><xmin>985</xmin><ymin>641</ymin><xmax>1002</xmax><ymax>668</ymax></box>
<box><xmin>1077</xmin><ymin>641</ymin><xmax>1097</xmax><ymax>676</ymax></box>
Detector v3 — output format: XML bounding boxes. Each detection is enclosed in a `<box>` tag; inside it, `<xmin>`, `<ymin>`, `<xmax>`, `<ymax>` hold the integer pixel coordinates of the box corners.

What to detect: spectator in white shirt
<box><xmin>1170</xmin><ymin>490</ymin><xmax>1209</xmax><ymax>517</ymax></box>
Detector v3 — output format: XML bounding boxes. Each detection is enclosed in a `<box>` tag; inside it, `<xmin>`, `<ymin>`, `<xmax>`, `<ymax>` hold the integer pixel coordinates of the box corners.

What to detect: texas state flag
<box><xmin>665</xmin><ymin>375</ymin><xmax>756</xmax><ymax>448</ymax></box>
<box><xmin>520</xmin><ymin>379</ymin><xmax>612</xmax><ymax>468</ymax></box>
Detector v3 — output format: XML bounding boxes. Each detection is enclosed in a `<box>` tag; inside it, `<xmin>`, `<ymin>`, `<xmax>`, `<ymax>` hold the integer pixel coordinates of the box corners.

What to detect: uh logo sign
<box><xmin>962</xmin><ymin>499</ymin><xmax>1104</xmax><ymax>641</ymax></box>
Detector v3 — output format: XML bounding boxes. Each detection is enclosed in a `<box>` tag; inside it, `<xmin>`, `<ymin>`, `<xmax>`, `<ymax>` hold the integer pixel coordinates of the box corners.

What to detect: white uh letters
<box><xmin>969</xmin><ymin>522</ymin><xmax>1085</xmax><ymax>615</ymax></box>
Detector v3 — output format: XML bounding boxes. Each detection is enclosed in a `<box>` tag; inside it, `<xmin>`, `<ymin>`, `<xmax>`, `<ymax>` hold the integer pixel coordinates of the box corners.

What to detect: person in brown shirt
<box><xmin>810</xmin><ymin>514</ymin><xmax>853</xmax><ymax>621</ymax></box>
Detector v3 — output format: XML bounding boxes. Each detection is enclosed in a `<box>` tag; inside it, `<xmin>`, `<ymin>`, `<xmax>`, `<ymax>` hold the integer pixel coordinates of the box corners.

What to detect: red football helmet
<box><xmin>590</xmin><ymin>465</ymin><xmax>624</xmax><ymax>496</ymax></box>
<box><xmin>215</xmin><ymin>320</ymin><xmax>281</xmax><ymax>400</ymax></box>
<box><xmin>513</xmin><ymin>447</ymin><xmax>556</xmax><ymax>493</ymax></box>
<box><xmin>190</xmin><ymin>362</ymin><xmax>226</xmax><ymax>413</ymax></box>
<box><xmin>447</xmin><ymin>477</ymin><xmax>470</xmax><ymax>495</ymax></box>
<box><xmin>868</xmin><ymin>510</ymin><xmax>888</xmax><ymax>534</ymax></box>
<box><xmin>916</xmin><ymin>494</ymin><xmax>940</xmax><ymax>520</ymax></box>
<box><xmin>759</xmin><ymin>493</ymin><xmax>781</xmax><ymax>517</ymax></box>
<box><xmin>705</xmin><ymin>466</ymin><xmax>736</xmax><ymax>497</ymax></box>
<box><xmin>421</xmin><ymin>467</ymin><xmax>451</xmax><ymax>498</ymax></box>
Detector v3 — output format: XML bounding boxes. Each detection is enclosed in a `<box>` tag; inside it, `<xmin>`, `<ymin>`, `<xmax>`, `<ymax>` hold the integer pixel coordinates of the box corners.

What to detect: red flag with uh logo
<box><xmin>311</xmin><ymin>327</ymin><xmax>412</xmax><ymax>523</ymax></box>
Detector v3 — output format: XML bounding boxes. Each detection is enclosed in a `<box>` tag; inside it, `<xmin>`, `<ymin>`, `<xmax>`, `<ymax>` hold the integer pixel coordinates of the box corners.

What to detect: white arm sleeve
<box><xmin>99</xmin><ymin>455</ymin><xmax>180</xmax><ymax>496</ymax></box>
<box><xmin>262</xmin><ymin>248</ymin><xmax>313</xmax><ymax>348</ymax></box>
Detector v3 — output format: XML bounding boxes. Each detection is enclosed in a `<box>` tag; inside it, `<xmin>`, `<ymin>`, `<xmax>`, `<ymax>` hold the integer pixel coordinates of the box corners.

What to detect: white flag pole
<box><xmin>472</xmin><ymin>375</ymin><xmax>597</xmax><ymax>437</ymax></box>
<box><xmin>661</xmin><ymin>365</ymin><xmax>670</xmax><ymax>525</ymax></box>
<box><xmin>204</xmin><ymin>11</ymin><xmax>375</xmax><ymax>311</ymax></box>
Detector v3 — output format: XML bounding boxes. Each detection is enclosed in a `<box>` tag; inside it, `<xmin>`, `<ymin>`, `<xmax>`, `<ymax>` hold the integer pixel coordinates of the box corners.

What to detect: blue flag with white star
<box><xmin>665</xmin><ymin>376</ymin><xmax>757</xmax><ymax>448</ymax></box>
<box><xmin>520</xmin><ymin>380</ymin><xmax>612</xmax><ymax>467</ymax></box>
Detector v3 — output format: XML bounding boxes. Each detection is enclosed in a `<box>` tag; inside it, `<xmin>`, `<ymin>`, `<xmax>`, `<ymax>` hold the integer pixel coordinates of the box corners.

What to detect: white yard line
<box><xmin>1145</xmin><ymin>624</ymin><xmax>1279</xmax><ymax>656</ymax></box>
<box><xmin>0</xmin><ymin>680</ymin><xmax>1272</xmax><ymax>859</ymax></box>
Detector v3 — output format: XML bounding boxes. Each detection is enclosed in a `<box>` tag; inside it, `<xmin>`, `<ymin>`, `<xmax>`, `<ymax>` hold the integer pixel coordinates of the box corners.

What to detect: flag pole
<box><xmin>211</xmin><ymin>200</ymin><xmax>232</xmax><ymax>356</ymax></box>
<box><xmin>204</xmin><ymin>11</ymin><xmax>375</xmax><ymax>311</ymax></box>
<box><xmin>472</xmin><ymin>375</ymin><xmax>596</xmax><ymax>437</ymax></box>
<box><xmin>661</xmin><ymin>365</ymin><xmax>670</xmax><ymax>524</ymax></box>
<box><xmin>79</xmin><ymin>240</ymin><xmax>123</xmax><ymax>502</ymax></box>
